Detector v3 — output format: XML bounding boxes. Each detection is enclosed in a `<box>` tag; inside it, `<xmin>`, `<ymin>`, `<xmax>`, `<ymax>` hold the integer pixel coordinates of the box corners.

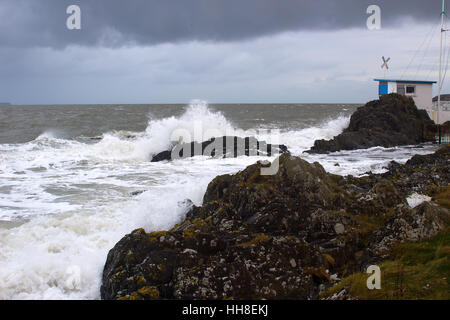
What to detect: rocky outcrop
<box><xmin>101</xmin><ymin>145</ymin><xmax>449</xmax><ymax>300</ymax></box>
<box><xmin>327</xmin><ymin>144</ymin><xmax>450</xmax><ymax>198</ymax></box>
<box><xmin>380</xmin><ymin>144</ymin><xmax>450</xmax><ymax>196</ymax></box>
<box><xmin>308</xmin><ymin>94</ymin><xmax>437</xmax><ymax>154</ymax></box>
<box><xmin>151</xmin><ymin>136</ymin><xmax>288</xmax><ymax>162</ymax></box>
<box><xmin>368</xmin><ymin>202</ymin><xmax>449</xmax><ymax>258</ymax></box>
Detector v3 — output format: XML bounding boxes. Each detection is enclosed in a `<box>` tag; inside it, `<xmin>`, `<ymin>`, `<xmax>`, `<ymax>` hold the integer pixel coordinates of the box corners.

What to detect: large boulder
<box><xmin>100</xmin><ymin>147</ymin><xmax>448</xmax><ymax>300</ymax></box>
<box><xmin>102</xmin><ymin>154</ymin><xmax>351</xmax><ymax>300</ymax></box>
<box><xmin>308</xmin><ymin>94</ymin><xmax>437</xmax><ymax>154</ymax></box>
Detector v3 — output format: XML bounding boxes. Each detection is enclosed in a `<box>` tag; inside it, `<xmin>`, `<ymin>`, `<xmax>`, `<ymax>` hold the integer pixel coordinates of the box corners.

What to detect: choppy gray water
<box><xmin>0</xmin><ymin>103</ymin><xmax>356</xmax><ymax>144</ymax></box>
<box><xmin>0</xmin><ymin>101</ymin><xmax>439</xmax><ymax>299</ymax></box>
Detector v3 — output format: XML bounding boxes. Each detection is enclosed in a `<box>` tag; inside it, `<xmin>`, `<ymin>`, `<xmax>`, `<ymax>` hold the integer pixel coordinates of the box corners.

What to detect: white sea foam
<box><xmin>260</xmin><ymin>115</ymin><xmax>351</xmax><ymax>154</ymax></box>
<box><xmin>0</xmin><ymin>157</ymin><xmax>249</xmax><ymax>299</ymax></box>
<box><xmin>0</xmin><ymin>101</ymin><xmax>439</xmax><ymax>299</ymax></box>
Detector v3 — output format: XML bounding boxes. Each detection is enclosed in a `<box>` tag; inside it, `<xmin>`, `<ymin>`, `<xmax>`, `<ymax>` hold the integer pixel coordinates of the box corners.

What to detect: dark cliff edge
<box><xmin>101</xmin><ymin>144</ymin><xmax>449</xmax><ymax>300</ymax></box>
<box><xmin>307</xmin><ymin>94</ymin><xmax>437</xmax><ymax>154</ymax></box>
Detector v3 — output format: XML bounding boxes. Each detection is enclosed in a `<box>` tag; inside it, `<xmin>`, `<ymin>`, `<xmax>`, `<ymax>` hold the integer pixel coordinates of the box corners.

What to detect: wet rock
<box><xmin>384</xmin><ymin>160</ymin><xmax>402</xmax><ymax>173</ymax></box>
<box><xmin>382</xmin><ymin>144</ymin><xmax>450</xmax><ymax>196</ymax></box>
<box><xmin>307</xmin><ymin>94</ymin><xmax>437</xmax><ymax>154</ymax></box>
<box><xmin>151</xmin><ymin>136</ymin><xmax>289</xmax><ymax>162</ymax></box>
<box><xmin>130</xmin><ymin>190</ymin><xmax>146</xmax><ymax>196</ymax></box>
<box><xmin>150</xmin><ymin>150</ymin><xmax>172</xmax><ymax>162</ymax></box>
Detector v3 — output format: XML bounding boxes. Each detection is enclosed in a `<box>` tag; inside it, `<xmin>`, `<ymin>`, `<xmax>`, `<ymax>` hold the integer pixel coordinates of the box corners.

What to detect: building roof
<box><xmin>432</xmin><ymin>94</ymin><xmax>450</xmax><ymax>102</ymax></box>
<box><xmin>374</xmin><ymin>79</ymin><xmax>437</xmax><ymax>84</ymax></box>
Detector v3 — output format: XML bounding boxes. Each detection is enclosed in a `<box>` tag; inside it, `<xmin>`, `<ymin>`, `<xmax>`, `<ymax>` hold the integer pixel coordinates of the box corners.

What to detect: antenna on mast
<box><xmin>438</xmin><ymin>0</ymin><xmax>446</xmax><ymax>125</ymax></box>
<box><xmin>381</xmin><ymin>56</ymin><xmax>390</xmax><ymax>78</ymax></box>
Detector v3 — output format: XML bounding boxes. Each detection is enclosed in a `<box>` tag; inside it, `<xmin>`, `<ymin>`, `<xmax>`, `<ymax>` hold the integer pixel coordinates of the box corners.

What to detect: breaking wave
<box><xmin>1</xmin><ymin>100</ymin><xmax>436</xmax><ymax>300</ymax></box>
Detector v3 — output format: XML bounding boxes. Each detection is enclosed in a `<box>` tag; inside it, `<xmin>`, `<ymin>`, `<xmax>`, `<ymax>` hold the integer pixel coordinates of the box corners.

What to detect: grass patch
<box><xmin>432</xmin><ymin>186</ymin><xmax>450</xmax><ymax>210</ymax></box>
<box><xmin>322</xmin><ymin>228</ymin><xmax>450</xmax><ymax>300</ymax></box>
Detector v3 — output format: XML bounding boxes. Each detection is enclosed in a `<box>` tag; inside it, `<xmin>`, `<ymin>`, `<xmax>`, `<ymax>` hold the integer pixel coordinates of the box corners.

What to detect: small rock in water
<box><xmin>130</xmin><ymin>190</ymin><xmax>145</xmax><ymax>196</ymax></box>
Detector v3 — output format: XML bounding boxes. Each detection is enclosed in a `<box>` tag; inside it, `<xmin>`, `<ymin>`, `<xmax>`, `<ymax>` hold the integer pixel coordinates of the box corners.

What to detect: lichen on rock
<box><xmin>101</xmin><ymin>145</ymin><xmax>449</xmax><ymax>300</ymax></box>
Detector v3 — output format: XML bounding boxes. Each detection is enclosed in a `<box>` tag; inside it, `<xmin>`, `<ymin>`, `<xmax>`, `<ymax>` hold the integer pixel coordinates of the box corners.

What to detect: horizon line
<box><xmin>1</xmin><ymin>102</ymin><xmax>365</xmax><ymax>106</ymax></box>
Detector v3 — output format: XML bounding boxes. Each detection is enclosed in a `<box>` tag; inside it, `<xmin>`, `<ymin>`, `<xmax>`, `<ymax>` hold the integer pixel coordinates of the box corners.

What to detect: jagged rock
<box><xmin>307</xmin><ymin>94</ymin><xmax>437</xmax><ymax>154</ymax></box>
<box><xmin>381</xmin><ymin>144</ymin><xmax>450</xmax><ymax>196</ymax></box>
<box><xmin>368</xmin><ymin>202</ymin><xmax>449</xmax><ymax>257</ymax></box>
<box><xmin>440</xmin><ymin>120</ymin><xmax>450</xmax><ymax>131</ymax></box>
<box><xmin>330</xmin><ymin>144</ymin><xmax>449</xmax><ymax>197</ymax></box>
<box><xmin>130</xmin><ymin>190</ymin><xmax>145</xmax><ymax>196</ymax></box>
<box><xmin>101</xmin><ymin>146</ymin><xmax>449</xmax><ymax>300</ymax></box>
<box><xmin>150</xmin><ymin>150</ymin><xmax>172</xmax><ymax>162</ymax></box>
<box><xmin>151</xmin><ymin>136</ymin><xmax>288</xmax><ymax>162</ymax></box>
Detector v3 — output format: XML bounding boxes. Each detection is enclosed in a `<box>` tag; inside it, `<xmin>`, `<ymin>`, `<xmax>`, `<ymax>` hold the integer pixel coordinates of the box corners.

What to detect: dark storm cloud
<box><xmin>0</xmin><ymin>0</ymin><xmax>443</xmax><ymax>48</ymax></box>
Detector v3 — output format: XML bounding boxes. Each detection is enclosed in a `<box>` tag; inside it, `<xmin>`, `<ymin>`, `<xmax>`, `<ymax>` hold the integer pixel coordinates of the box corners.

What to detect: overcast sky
<box><xmin>1</xmin><ymin>0</ymin><xmax>449</xmax><ymax>104</ymax></box>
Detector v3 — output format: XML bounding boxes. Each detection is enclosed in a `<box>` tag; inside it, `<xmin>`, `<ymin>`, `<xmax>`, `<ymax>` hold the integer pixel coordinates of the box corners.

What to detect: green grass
<box><xmin>322</xmin><ymin>228</ymin><xmax>450</xmax><ymax>300</ymax></box>
<box><xmin>433</xmin><ymin>186</ymin><xmax>450</xmax><ymax>210</ymax></box>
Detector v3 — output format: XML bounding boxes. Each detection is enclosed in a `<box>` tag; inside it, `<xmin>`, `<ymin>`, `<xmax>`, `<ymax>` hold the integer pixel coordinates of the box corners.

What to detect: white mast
<box><xmin>438</xmin><ymin>0</ymin><xmax>446</xmax><ymax>125</ymax></box>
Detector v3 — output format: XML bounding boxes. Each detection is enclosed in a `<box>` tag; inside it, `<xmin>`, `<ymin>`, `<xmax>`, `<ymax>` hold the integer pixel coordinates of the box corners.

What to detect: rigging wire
<box><xmin>439</xmin><ymin>13</ymin><xmax>450</xmax><ymax>88</ymax></box>
<box><xmin>401</xmin><ymin>22</ymin><xmax>439</xmax><ymax>80</ymax></box>
<box><xmin>426</xmin><ymin>24</ymin><xmax>446</xmax><ymax>81</ymax></box>
<box><xmin>440</xmin><ymin>31</ymin><xmax>450</xmax><ymax>88</ymax></box>
<box><xmin>425</xmin><ymin>22</ymin><xmax>444</xmax><ymax>81</ymax></box>
<box><xmin>414</xmin><ymin>22</ymin><xmax>440</xmax><ymax>79</ymax></box>
<box><xmin>425</xmin><ymin>57</ymin><xmax>438</xmax><ymax>80</ymax></box>
<box><xmin>425</xmin><ymin>34</ymin><xmax>440</xmax><ymax>81</ymax></box>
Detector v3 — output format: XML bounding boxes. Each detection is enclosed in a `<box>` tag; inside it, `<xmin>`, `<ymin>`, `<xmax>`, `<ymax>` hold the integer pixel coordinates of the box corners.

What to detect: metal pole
<box><xmin>438</xmin><ymin>124</ymin><xmax>442</xmax><ymax>144</ymax></box>
<box><xmin>438</xmin><ymin>0</ymin><xmax>445</xmax><ymax>125</ymax></box>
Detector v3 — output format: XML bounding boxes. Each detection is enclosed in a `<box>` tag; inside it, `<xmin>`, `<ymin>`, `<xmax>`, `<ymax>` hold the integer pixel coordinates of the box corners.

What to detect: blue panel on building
<box><xmin>379</xmin><ymin>84</ymin><xmax>388</xmax><ymax>95</ymax></box>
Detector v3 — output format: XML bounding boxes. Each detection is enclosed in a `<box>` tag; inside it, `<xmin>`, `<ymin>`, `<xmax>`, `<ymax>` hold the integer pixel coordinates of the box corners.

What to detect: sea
<box><xmin>0</xmin><ymin>101</ymin><xmax>439</xmax><ymax>299</ymax></box>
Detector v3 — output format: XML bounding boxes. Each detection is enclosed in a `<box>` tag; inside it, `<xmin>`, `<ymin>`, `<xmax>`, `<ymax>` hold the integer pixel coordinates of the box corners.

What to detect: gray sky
<box><xmin>1</xmin><ymin>0</ymin><xmax>448</xmax><ymax>104</ymax></box>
